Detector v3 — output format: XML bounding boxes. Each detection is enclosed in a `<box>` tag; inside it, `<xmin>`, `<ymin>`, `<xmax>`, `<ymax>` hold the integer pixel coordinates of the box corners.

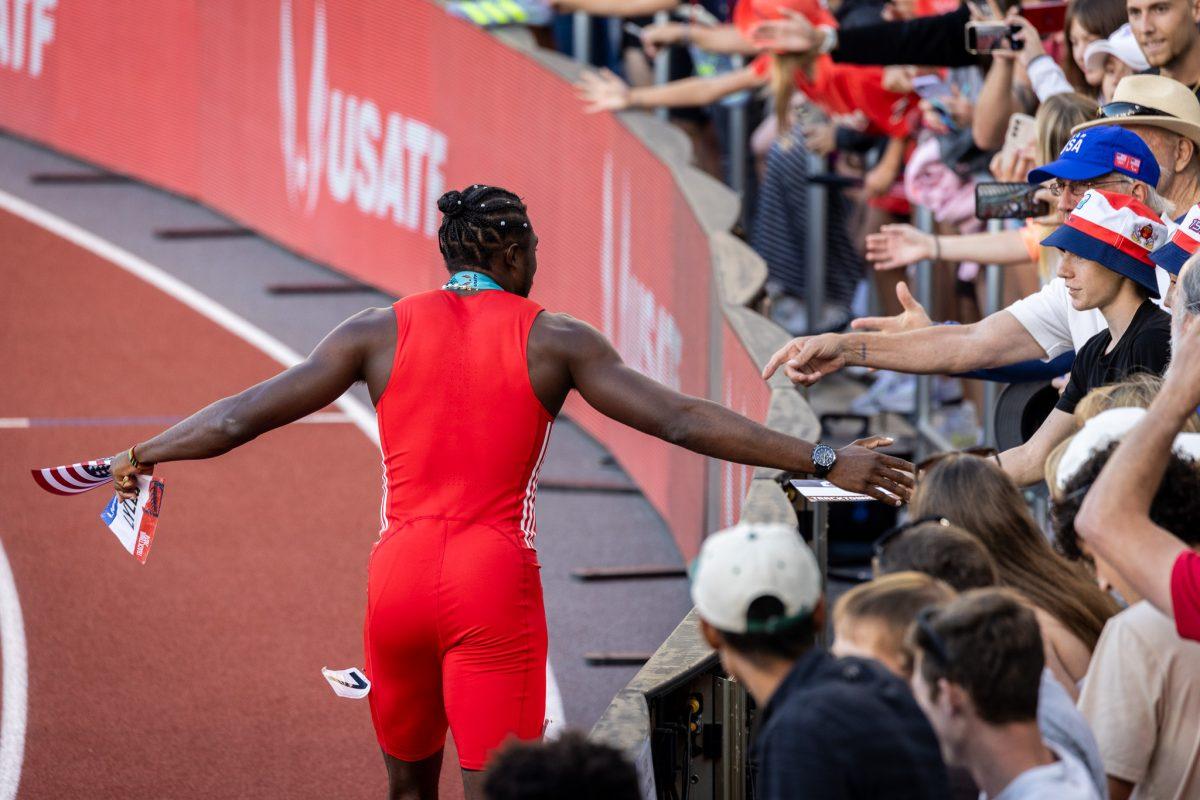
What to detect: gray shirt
<box><xmin>989</xmin><ymin>742</ymin><xmax>1101</xmax><ymax>800</ymax></box>
<box><xmin>1037</xmin><ymin>669</ymin><xmax>1107</xmax><ymax>799</ymax></box>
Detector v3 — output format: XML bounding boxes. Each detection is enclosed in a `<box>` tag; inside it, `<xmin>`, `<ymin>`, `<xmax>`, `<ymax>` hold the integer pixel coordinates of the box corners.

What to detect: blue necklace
<box><xmin>442</xmin><ymin>270</ymin><xmax>505</xmax><ymax>292</ymax></box>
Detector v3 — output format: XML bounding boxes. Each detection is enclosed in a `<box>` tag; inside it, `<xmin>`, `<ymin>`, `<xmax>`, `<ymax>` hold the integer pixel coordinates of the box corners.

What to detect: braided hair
<box><xmin>436</xmin><ymin>184</ymin><xmax>531</xmax><ymax>270</ymax></box>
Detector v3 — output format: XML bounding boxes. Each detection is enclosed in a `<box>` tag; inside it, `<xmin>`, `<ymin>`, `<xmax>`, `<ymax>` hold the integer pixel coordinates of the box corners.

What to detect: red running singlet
<box><xmin>365</xmin><ymin>289</ymin><xmax>553</xmax><ymax>770</ymax></box>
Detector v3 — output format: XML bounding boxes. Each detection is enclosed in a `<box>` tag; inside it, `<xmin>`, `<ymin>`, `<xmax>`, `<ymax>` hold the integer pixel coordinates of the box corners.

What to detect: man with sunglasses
<box><xmin>1075</xmin><ymin>75</ymin><xmax>1200</xmax><ymax>215</ymax></box>
<box><xmin>908</xmin><ymin>590</ymin><xmax>1100</xmax><ymax>799</ymax></box>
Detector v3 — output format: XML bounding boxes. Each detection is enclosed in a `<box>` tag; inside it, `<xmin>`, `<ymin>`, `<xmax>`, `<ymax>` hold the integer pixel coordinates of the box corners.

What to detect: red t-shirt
<box><xmin>1171</xmin><ymin>550</ymin><xmax>1200</xmax><ymax>642</ymax></box>
<box><xmin>749</xmin><ymin>54</ymin><xmax>915</xmax><ymax>138</ymax></box>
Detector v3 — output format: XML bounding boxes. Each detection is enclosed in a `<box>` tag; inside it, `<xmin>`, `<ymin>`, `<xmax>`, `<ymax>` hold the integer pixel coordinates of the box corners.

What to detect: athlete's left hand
<box><xmin>110</xmin><ymin>449</ymin><xmax>153</xmax><ymax>501</ymax></box>
<box><xmin>827</xmin><ymin>437</ymin><xmax>915</xmax><ymax>505</ymax></box>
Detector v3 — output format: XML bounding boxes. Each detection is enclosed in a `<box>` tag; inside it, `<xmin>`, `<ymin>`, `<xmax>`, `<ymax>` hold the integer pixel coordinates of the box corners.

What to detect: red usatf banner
<box><xmin>0</xmin><ymin>0</ymin><xmax>743</xmax><ymax>557</ymax></box>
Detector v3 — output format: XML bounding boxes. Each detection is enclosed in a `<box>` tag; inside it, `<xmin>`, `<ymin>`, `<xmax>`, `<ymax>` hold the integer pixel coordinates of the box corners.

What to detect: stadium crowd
<box><xmin>441</xmin><ymin>0</ymin><xmax>1200</xmax><ymax>797</ymax></box>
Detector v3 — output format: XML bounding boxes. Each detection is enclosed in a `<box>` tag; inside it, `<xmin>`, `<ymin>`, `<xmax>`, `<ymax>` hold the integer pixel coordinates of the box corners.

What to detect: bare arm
<box><xmin>628</xmin><ymin>65</ymin><xmax>763</xmax><ymax>108</ymax></box>
<box><xmin>109</xmin><ymin>310</ymin><xmax>383</xmax><ymax>496</ymax></box>
<box><xmin>561</xmin><ymin>317</ymin><xmax>914</xmax><ymax>502</ymax></box>
<box><xmin>866</xmin><ymin>224</ymin><xmax>1032</xmax><ymax>271</ymax></box>
<box><xmin>578</xmin><ymin>65</ymin><xmax>764</xmax><ymax>113</ymax></box>
<box><xmin>552</xmin><ymin>0</ymin><xmax>675</xmax><ymax>16</ymax></box>
<box><xmin>972</xmin><ymin>57</ymin><xmax>1019</xmax><ymax>151</ymax></box>
<box><xmin>656</xmin><ymin>23</ymin><xmax>759</xmax><ymax>56</ymax></box>
<box><xmin>1075</xmin><ymin>321</ymin><xmax>1200</xmax><ymax>617</ymax></box>
<box><xmin>998</xmin><ymin>408</ymin><xmax>1075</xmax><ymax>487</ymax></box>
<box><xmin>763</xmin><ymin>309</ymin><xmax>1047</xmax><ymax>385</ymax></box>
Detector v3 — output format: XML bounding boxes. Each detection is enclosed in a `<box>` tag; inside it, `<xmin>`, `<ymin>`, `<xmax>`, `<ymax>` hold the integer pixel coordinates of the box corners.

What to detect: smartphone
<box><xmin>1021</xmin><ymin>1</ymin><xmax>1067</xmax><ymax>34</ymax></box>
<box><xmin>912</xmin><ymin>74</ymin><xmax>952</xmax><ymax>99</ymax></box>
<box><xmin>622</xmin><ymin>21</ymin><xmax>645</xmax><ymax>40</ymax></box>
<box><xmin>928</xmin><ymin>97</ymin><xmax>961</xmax><ymax>132</ymax></box>
<box><xmin>976</xmin><ymin>182</ymin><xmax>1049</xmax><ymax>219</ymax></box>
<box><xmin>965</xmin><ymin>21</ymin><xmax>1024</xmax><ymax>54</ymax></box>
<box><xmin>1002</xmin><ymin>113</ymin><xmax>1038</xmax><ymax>157</ymax></box>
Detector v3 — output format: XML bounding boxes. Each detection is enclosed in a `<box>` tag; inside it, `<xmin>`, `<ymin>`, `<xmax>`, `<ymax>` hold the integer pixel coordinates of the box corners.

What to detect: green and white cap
<box><xmin>690</xmin><ymin>522</ymin><xmax>822</xmax><ymax>634</ymax></box>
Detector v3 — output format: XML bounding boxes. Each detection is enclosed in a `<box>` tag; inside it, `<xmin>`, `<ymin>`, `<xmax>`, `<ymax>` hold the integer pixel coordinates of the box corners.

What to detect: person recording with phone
<box><xmin>764</xmin><ymin>128</ymin><xmax>1176</xmax><ymax>486</ymax></box>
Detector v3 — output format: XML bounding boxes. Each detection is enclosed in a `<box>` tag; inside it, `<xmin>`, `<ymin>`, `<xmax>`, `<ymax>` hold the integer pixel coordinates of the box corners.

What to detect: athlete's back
<box><xmin>376</xmin><ymin>289</ymin><xmax>553</xmax><ymax>547</ymax></box>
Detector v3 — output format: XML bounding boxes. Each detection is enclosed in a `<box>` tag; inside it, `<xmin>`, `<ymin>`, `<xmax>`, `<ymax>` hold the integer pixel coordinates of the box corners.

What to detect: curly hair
<box><xmin>1052</xmin><ymin>442</ymin><xmax>1200</xmax><ymax>560</ymax></box>
<box><xmin>483</xmin><ymin>731</ymin><xmax>640</xmax><ymax>800</ymax></box>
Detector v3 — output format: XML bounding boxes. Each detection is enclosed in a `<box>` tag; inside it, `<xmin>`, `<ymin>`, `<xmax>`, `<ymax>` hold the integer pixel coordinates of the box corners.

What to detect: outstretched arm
<box><xmin>562</xmin><ymin>318</ymin><xmax>914</xmax><ymax>503</ymax></box>
<box><xmin>998</xmin><ymin>408</ymin><xmax>1075</xmax><ymax>487</ymax></box>
<box><xmin>577</xmin><ymin>66</ymin><xmax>764</xmax><ymax>113</ymax></box>
<box><xmin>763</xmin><ymin>309</ymin><xmax>1046</xmax><ymax>385</ymax></box>
<box><xmin>1076</xmin><ymin>321</ymin><xmax>1200</xmax><ymax>618</ymax></box>
<box><xmin>110</xmin><ymin>309</ymin><xmax>381</xmax><ymax>498</ymax></box>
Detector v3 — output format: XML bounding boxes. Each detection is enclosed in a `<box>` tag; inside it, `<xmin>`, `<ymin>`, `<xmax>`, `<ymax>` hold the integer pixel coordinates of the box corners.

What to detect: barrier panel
<box><xmin>1</xmin><ymin>6</ymin><xmax>821</xmax><ymax>791</ymax></box>
<box><xmin>0</xmin><ymin>0</ymin><xmax>740</xmax><ymax>557</ymax></box>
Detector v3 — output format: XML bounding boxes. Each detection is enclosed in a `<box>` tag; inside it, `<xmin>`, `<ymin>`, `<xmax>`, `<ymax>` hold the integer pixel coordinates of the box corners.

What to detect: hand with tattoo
<box><xmin>763</xmin><ymin>333</ymin><xmax>864</xmax><ymax>386</ymax></box>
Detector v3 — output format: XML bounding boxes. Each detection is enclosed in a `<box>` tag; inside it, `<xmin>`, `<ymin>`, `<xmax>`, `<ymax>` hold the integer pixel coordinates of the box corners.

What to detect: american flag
<box><xmin>31</xmin><ymin>459</ymin><xmax>114</xmax><ymax>496</ymax></box>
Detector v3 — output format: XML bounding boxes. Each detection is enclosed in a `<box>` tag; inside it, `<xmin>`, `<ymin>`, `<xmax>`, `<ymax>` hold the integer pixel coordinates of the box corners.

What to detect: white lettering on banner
<box><xmin>600</xmin><ymin>154</ymin><xmax>684</xmax><ymax>390</ymax></box>
<box><xmin>279</xmin><ymin>0</ymin><xmax>447</xmax><ymax>236</ymax></box>
<box><xmin>0</xmin><ymin>0</ymin><xmax>56</xmax><ymax>77</ymax></box>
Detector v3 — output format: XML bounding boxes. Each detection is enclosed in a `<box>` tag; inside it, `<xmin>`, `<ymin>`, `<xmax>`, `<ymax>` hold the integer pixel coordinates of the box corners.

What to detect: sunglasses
<box><xmin>1094</xmin><ymin>101</ymin><xmax>1176</xmax><ymax>120</ymax></box>
<box><xmin>916</xmin><ymin>447</ymin><xmax>1001</xmax><ymax>476</ymax></box>
<box><xmin>1046</xmin><ymin>177</ymin><xmax>1132</xmax><ymax>198</ymax></box>
<box><xmin>872</xmin><ymin>514</ymin><xmax>951</xmax><ymax>560</ymax></box>
<box><xmin>914</xmin><ymin>606</ymin><xmax>953</xmax><ymax>665</ymax></box>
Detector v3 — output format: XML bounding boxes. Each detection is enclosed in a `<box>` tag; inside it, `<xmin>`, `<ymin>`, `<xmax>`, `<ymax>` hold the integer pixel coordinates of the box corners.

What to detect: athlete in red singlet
<box><xmin>111</xmin><ymin>184</ymin><xmax>914</xmax><ymax>800</ymax></box>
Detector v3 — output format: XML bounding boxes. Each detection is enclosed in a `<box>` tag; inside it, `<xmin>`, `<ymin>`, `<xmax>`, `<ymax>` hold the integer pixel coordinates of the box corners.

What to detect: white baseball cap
<box><xmin>690</xmin><ymin>522</ymin><xmax>822</xmax><ymax>634</ymax></box>
<box><xmin>1084</xmin><ymin>24</ymin><xmax>1149</xmax><ymax>74</ymax></box>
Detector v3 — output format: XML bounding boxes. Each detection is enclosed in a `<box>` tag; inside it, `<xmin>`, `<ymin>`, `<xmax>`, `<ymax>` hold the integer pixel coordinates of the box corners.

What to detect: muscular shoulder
<box><xmin>530</xmin><ymin>311</ymin><xmax>613</xmax><ymax>358</ymax></box>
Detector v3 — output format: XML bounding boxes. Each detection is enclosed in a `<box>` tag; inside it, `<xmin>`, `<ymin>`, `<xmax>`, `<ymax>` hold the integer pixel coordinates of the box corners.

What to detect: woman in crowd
<box><xmin>910</xmin><ymin>453</ymin><xmax>1118</xmax><ymax>696</ymax></box>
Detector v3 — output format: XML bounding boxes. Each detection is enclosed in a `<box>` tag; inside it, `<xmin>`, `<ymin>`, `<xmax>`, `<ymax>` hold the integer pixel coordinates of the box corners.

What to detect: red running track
<box><xmin>0</xmin><ymin>209</ymin><xmax>464</xmax><ymax>798</ymax></box>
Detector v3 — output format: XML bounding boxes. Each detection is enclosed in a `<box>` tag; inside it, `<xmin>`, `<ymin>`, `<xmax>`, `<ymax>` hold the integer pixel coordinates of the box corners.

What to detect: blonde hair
<box><xmin>833</xmin><ymin>572</ymin><xmax>957</xmax><ymax>678</ymax></box>
<box><xmin>1036</xmin><ymin>93</ymin><xmax>1097</xmax><ymax>166</ymax></box>
<box><xmin>1045</xmin><ymin>372</ymin><xmax>1200</xmax><ymax>497</ymax></box>
<box><xmin>1034</xmin><ymin>94</ymin><xmax>1097</xmax><ymax>281</ymax></box>
<box><xmin>771</xmin><ymin>53</ymin><xmax>810</xmax><ymax>146</ymax></box>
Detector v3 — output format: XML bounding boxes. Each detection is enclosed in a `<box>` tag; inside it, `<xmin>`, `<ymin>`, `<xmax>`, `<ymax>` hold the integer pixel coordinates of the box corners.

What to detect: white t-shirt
<box><xmin>987</xmin><ymin>742</ymin><xmax>1100</xmax><ymax>800</ymax></box>
<box><xmin>1078</xmin><ymin>601</ymin><xmax>1200</xmax><ymax>800</ymax></box>
<box><xmin>1005</xmin><ymin>271</ymin><xmax>1172</xmax><ymax>360</ymax></box>
<box><xmin>1005</xmin><ymin>278</ymin><xmax>1105</xmax><ymax>360</ymax></box>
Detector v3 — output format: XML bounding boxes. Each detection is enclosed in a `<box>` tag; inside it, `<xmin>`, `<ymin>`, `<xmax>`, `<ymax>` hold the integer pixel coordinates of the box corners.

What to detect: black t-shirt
<box><xmin>750</xmin><ymin>649</ymin><xmax>950</xmax><ymax>800</ymax></box>
<box><xmin>1058</xmin><ymin>300</ymin><xmax>1172</xmax><ymax>413</ymax></box>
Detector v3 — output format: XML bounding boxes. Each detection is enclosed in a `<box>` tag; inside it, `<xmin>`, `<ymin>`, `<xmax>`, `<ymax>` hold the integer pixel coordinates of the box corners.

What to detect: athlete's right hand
<box><xmin>827</xmin><ymin>436</ymin><xmax>914</xmax><ymax>505</ymax></box>
<box><xmin>762</xmin><ymin>333</ymin><xmax>848</xmax><ymax>386</ymax></box>
<box><xmin>850</xmin><ymin>282</ymin><xmax>932</xmax><ymax>334</ymax></box>
<box><xmin>577</xmin><ymin>68</ymin><xmax>632</xmax><ymax>113</ymax></box>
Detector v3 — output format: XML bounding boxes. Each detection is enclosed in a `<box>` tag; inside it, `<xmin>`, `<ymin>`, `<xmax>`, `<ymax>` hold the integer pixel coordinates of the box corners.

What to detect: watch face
<box><xmin>814</xmin><ymin>445</ymin><xmax>837</xmax><ymax>469</ymax></box>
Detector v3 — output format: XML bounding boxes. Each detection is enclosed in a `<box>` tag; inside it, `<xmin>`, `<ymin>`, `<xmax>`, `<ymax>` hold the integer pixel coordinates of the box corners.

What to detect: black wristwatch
<box><xmin>812</xmin><ymin>444</ymin><xmax>838</xmax><ymax>479</ymax></box>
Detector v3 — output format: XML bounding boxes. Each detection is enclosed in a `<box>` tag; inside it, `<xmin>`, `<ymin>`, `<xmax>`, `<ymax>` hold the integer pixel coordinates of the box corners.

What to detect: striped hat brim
<box><xmin>1042</xmin><ymin>225</ymin><xmax>1161</xmax><ymax>297</ymax></box>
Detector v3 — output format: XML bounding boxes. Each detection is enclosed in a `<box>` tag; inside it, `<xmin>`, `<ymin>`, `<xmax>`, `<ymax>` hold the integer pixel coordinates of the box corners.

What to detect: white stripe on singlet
<box><xmin>520</xmin><ymin>422</ymin><xmax>552</xmax><ymax>549</ymax></box>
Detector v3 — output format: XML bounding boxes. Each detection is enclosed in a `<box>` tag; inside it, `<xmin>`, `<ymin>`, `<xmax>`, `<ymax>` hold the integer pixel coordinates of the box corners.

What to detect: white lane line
<box><xmin>0</xmin><ymin>537</ymin><xmax>28</xmax><ymax>800</ymax></box>
<box><xmin>0</xmin><ymin>189</ymin><xmax>567</xmax><ymax>753</ymax></box>
<box><xmin>0</xmin><ymin>413</ymin><xmax>352</xmax><ymax>428</ymax></box>
<box><xmin>0</xmin><ymin>419</ymin><xmax>29</xmax><ymax>429</ymax></box>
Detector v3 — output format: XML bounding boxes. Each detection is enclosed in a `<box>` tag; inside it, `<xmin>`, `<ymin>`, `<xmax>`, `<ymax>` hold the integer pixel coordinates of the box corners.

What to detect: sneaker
<box><xmin>850</xmin><ymin>371</ymin><xmax>913</xmax><ymax>415</ymax></box>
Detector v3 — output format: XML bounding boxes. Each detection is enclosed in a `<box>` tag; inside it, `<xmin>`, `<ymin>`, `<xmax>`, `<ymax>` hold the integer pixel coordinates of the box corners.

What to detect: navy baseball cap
<box><xmin>1027</xmin><ymin>126</ymin><xmax>1160</xmax><ymax>188</ymax></box>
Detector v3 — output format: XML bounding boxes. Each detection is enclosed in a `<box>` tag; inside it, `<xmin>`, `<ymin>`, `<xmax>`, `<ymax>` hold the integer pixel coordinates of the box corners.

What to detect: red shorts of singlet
<box><xmin>364</xmin><ymin>516</ymin><xmax>547</xmax><ymax>770</ymax></box>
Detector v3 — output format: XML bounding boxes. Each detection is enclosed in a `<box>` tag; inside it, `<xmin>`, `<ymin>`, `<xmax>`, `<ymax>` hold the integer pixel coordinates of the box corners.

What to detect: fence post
<box><xmin>728</xmin><ymin>55</ymin><xmax>747</xmax><ymax>196</ymax></box>
<box><xmin>805</xmin><ymin>152</ymin><xmax>827</xmax><ymax>332</ymax></box>
<box><xmin>982</xmin><ymin>219</ymin><xmax>1005</xmax><ymax>447</ymax></box>
<box><xmin>653</xmin><ymin>11</ymin><xmax>670</xmax><ymax>121</ymax></box>
<box><xmin>572</xmin><ymin>12</ymin><xmax>590</xmax><ymax>65</ymax></box>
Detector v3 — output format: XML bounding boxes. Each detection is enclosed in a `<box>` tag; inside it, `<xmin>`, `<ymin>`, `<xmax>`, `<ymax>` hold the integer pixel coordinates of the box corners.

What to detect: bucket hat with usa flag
<box><xmin>1041</xmin><ymin>188</ymin><xmax>1167</xmax><ymax>297</ymax></box>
